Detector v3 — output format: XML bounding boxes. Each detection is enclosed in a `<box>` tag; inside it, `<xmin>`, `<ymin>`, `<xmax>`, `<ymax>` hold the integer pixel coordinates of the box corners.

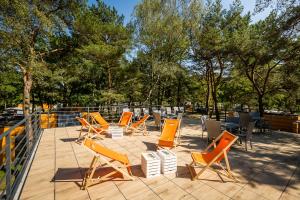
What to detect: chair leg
<box><xmin>245</xmin><ymin>138</ymin><xmax>247</xmax><ymax>151</ymax></box>
<box><xmin>82</xmin><ymin>156</ymin><xmax>98</xmax><ymax>189</ymax></box>
<box><xmin>249</xmin><ymin>138</ymin><xmax>253</xmax><ymax>149</ymax></box>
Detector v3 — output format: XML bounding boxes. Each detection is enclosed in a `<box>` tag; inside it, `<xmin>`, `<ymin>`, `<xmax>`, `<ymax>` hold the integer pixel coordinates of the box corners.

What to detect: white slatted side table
<box><xmin>157</xmin><ymin>149</ymin><xmax>177</xmax><ymax>174</ymax></box>
<box><xmin>141</xmin><ymin>152</ymin><xmax>161</xmax><ymax>178</ymax></box>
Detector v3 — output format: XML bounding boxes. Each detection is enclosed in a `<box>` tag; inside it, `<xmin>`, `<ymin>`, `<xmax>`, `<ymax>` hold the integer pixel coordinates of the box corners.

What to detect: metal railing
<box><xmin>0</xmin><ymin>112</ymin><xmax>42</xmax><ymax>200</ymax></box>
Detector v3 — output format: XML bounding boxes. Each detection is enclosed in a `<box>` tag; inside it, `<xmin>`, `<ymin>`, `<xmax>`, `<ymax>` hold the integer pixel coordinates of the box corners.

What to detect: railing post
<box><xmin>5</xmin><ymin>133</ymin><xmax>11</xmax><ymax>199</ymax></box>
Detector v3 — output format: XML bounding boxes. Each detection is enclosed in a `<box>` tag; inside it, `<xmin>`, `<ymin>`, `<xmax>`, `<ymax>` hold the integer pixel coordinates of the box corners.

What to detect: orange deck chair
<box><xmin>90</xmin><ymin>112</ymin><xmax>110</xmax><ymax>129</ymax></box>
<box><xmin>157</xmin><ymin>119</ymin><xmax>181</xmax><ymax>149</ymax></box>
<box><xmin>187</xmin><ymin>130</ymin><xmax>238</xmax><ymax>182</ymax></box>
<box><xmin>118</xmin><ymin>111</ymin><xmax>133</xmax><ymax>131</ymax></box>
<box><xmin>82</xmin><ymin>137</ymin><xmax>134</xmax><ymax>189</ymax></box>
<box><xmin>128</xmin><ymin>114</ymin><xmax>150</xmax><ymax>135</ymax></box>
<box><xmin>76</xmin><ymin>117</ymin><xmax>105</xmax><ymax>140</ymax></box>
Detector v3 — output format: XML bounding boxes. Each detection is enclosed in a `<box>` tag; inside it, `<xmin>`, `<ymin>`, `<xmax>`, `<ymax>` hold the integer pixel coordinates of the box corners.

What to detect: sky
<box><xmin>88</xmin><ymin>0</ymin><xmax>272</xmax><ymax>24</ymax></box>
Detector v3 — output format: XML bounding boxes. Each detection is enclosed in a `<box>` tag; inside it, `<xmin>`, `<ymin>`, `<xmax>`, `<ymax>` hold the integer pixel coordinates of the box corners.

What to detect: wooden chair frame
<box><xmin>76</xmin><ymin>117</ymin><xmax>105</xmax><ymax>141</ymax></box>
<box><xmin>81</xmin><ymin>138</ymin><xmax>134</xmax><ymax>189</ymax></box>
<box><xmin>128</xmin><ymin>114</ymin><xmax>150</xmax><ymax>135</ymax></box>
<box><xmin>187</xmin><ymin>131</ymin><xmax>238</xmax><ymax>182</ymax></box>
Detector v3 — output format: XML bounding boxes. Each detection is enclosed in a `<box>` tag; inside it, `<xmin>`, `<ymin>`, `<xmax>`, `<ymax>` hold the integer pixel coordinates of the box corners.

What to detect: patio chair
<box><xmin>128</xmin><ymin>114</ymin><xmax>150</xmax><ymax>135</ymax></box>
<box><xmin>157</xmin><ymin>119</ymin><xmax>181</xmax><ymax>149</ymax></box>
<box><xmin>90</xmin><ymin>112</ymin><xmax>110</xmax><ymax>129</ymax></box>
<box><xmin>142</xmin><ymin>108</ymin><xmax>149</xmax><ymax>115</ymax></box>
<box><xmin>187</xmin><ymin>130</ymin><xmax>238</xmax><ymax>181</ymax></box>
<box><xmin>81</xmin><ymin>137</ymin><xmax>134</xmax><ymax>189</ymax></box>
<box><xmin>133</xmin><ymin>108</ymin><xmax>141</xmax><ymax>120</ymax></box>
<box><xmin>238</xmin><ymin>122</ymin><xmax>255</xmax><ymax>151</ymax></box>
<box><xmin>76</xmin><ymin>117</ymin><xmax>105</xmax><ymax>140</ymax></box>
<box><xmin>200</xmin><ymin>115</ymin><xmax>207</xmax><ymax>138</ymax></box>
<box><xmin>153</xmin><ymin>112</ymin><xmax>162</xmax><ymax>130</ymax></box>
<box><xmin>205</xmin><ymin>119</ymin><xmax>222</xmax><ymax>143</ymax></box>
<box><xmin>118</xmin><ymin>111</ymin><xmax>133</xmax><ymax>131</ymax></box>
<box><xmin>239</xmin><ymin>112</ymin><xmax>251</xmax><ymax>130</ymax></box>
<box><xmin>166</xmin><ymin>107</ymin><xmax>172</xmax><ymax>115</ymax></box>
<box><xmin>122</xmin><ymin>107</ymin><xmax>130</xmax><ymax>112</ymax></box>
<box><xmin>173</xmin><ymin>107</ymin><xmax>179</xmax><ymax>114</ymax></box>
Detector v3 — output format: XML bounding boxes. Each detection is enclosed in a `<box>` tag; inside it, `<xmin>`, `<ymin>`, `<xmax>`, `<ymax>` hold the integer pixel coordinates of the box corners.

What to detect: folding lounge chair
<box><xmin>82</xmin><ymin>138</ymin><xmax>134</xmax><ymax>189</ymax></box>
<box><xmin>76</xmin><ymin>117</ymin><xmax>105</xmax><ymax>140</ymax></box>
<box><xmin>90</xmin><ymin>112</ymin><xmax>110</xmax><ymax>129</ymax></box>
<box><xmin>128</xmin><ymin>114</ymin><xmax>150</xmax><ymax>135</ymax></box>
<box><xmin>187</xmin><ymin>130</ymin><xmax>238</xmax><ymax>181</ymax></box>
<box><xmin>118</xmin><ymin>111</ymin><xmax>133</xmax><ymax>131</ymax></box>
<box><xmin>157</xmin><ymin>119</ymin><xmax>181</xmax><ymax>149</ymax></box>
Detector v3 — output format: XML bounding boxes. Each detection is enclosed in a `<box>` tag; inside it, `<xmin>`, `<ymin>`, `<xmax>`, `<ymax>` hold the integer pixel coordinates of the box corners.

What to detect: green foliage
<box><xmin>0</xmin><ymin>0</ymin><xmax>299</xmax><ymax>114</ymax></box>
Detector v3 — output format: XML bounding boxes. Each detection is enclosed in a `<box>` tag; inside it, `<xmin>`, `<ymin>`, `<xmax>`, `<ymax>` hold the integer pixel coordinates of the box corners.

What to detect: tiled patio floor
<box><xmin>20</xmin><ymin>118</ymin><xmax>300</xmax><ymax>200</ymax></box>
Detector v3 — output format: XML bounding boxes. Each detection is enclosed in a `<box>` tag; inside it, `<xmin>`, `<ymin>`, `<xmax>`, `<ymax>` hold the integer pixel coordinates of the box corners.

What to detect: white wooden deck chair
<box><xmin>81</xmin><ymin>138</ymin><xmax>134</xmax><ymax>189</ymax></box>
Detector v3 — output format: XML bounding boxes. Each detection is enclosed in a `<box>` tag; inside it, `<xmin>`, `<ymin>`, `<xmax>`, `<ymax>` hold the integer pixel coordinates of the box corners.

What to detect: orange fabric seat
<box><xmin>90</xmin><ymin>112</ymin><xmax>109</xmax><ymax>129</ymax></box>
<box><xmin>188</xmin><ymin>131</ymin><xmax>238</xmax><ymax>181</ymax></box>
<box><xmin>157</xmin><ymin>119</ymin><xmax>180</xmax><ymax>149</ymax></box>
<box><xmin>118</xmin><ymin>112</ymin><xmax>133</xmax><ymax>127</ymax></box>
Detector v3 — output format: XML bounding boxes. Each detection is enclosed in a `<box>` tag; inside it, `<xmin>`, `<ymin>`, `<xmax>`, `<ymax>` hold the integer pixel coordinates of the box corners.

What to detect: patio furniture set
<box><xmin>200</xmin><ymin>112</ymin><xmax>271</xmax><ymax>151</ymax></box>
<box><xmin>75</xmin><ymin>111</ymin><xmax>239</xmax><ymax>190</ymax></box>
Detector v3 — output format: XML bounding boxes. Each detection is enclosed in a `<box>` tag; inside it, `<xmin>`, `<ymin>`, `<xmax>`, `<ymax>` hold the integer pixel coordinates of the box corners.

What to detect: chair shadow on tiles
<box><xmin>52</xmin><ymin>165</ymin><xmax>145</xmax><ymax>188</ymax></box>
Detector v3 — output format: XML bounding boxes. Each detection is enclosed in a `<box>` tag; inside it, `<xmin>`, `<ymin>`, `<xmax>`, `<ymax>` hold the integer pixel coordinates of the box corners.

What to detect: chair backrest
<box><xmin>153</xmin><ymin>112</ymin><xmax>161</xmax><ymax>126</ymax></box>
<box><xmin>131</xmin><ymin>114</ymin><xmax>150</xmax><ymax>128</ymax></box>
<box><xmin>205</xmin><ymin>119</ymin><xmax>221</xmax><ymax>140</ymax></box>
<box><xmin>90</xmin><ymin>112</ymin><xmax>109</xmax><ymax>128</ymax></box>
<box><xmin>134</xmin><ymin>108</ymin><xmax>141</xmax><ymax>117</ymax></box>
<box><xmin>173</xmin><ymin>107</ymin><xmax>179</xmax><ymax>114</ymax></box>
<box><xmin>166</xmin><ymin>107</ymin><xmax>172</xmax><ymax>115</ymax></box>
<box><xmin>83</xmin><ymin>138</ymin><xmax>129</xmax><ymax>164</ymax></box>
<box><xmin>76</xmin><ymin>117</ymin><xmax>90</xmax><ymax>127</ymax></box>
<box><xmin>119</xmin><ymin>112</ymin><xmax>133</xmax><ymax>126</ymax></box>
<box><xmin>204</xmin><ymin>131</ymin><xmax>238</xmax><ymax>163</ymax></box>
<box><xmin>160</xmin><ymin>119</ymin><xmax>180</xmax><ymax>142</ymax></box>
<box><xmin>142</xmin><ymin>108</ymin><xmax>149</xmax><ymax>115</ymax></box>
<box><xmin>179</xmin><ymin>107</ymin><xmax>184</xmax><ymax>112</ymax></box>
<box><xmin>239</xmin><ymin>112</ymin><xmax>251</xmax><ymax>129</ymax></box>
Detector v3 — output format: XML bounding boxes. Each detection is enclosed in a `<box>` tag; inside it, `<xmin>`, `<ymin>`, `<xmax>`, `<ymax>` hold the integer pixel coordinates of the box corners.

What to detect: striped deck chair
<box><xmin>90</xmin><ymin>112</ymin><xmax>110</xmax><ymax>129</ymax></box>
<box><xmin>187</xmin><ymin>130</ymin><xmax>238</xmax><ymax>182</ymax></box>
<box><xmin>76</xmin><ymin>117</ymin><xmax>105</xmax><ymax>140</ymax></box>
<box><xmin>157</xmin><ymin>119</ymin><xmax>181</xmax><ymax>149</ymax></box>
<box><xmin>82</xmin><ymin>138</ymin><xmax>134</xmax><ymax>189</ymax></box>
<box><xmin>128</xmin><ymin>114</ymin><xmax>150</xmax><ymax>135</ymax></box>
<box><xmin>118</xmin><ymin>112</ymin><xmax>133</xmax><ymax>131</ymax></box>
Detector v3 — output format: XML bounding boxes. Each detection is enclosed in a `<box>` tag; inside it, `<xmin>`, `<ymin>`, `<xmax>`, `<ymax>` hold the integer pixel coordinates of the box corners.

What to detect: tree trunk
<box><xmin>258</xmin><ymin>95</ymin><xmax>264</xmax><ymax>117</ymax></box>
<box><xmin>212</xmin><ymin>89</ymin><xmax>220</xmax><ymax>121</ymax></box>
<box><xmin>23</xmin><ymin>68</ymin><xmax>33</xmax><ymax>147</ymax></box>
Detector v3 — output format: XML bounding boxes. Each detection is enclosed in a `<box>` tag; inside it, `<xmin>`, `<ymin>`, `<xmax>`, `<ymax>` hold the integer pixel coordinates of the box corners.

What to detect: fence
<box><xmin>0</xmin><ymin>112</ymin><xmax>42</xmax><ymax>200</ymax></box>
